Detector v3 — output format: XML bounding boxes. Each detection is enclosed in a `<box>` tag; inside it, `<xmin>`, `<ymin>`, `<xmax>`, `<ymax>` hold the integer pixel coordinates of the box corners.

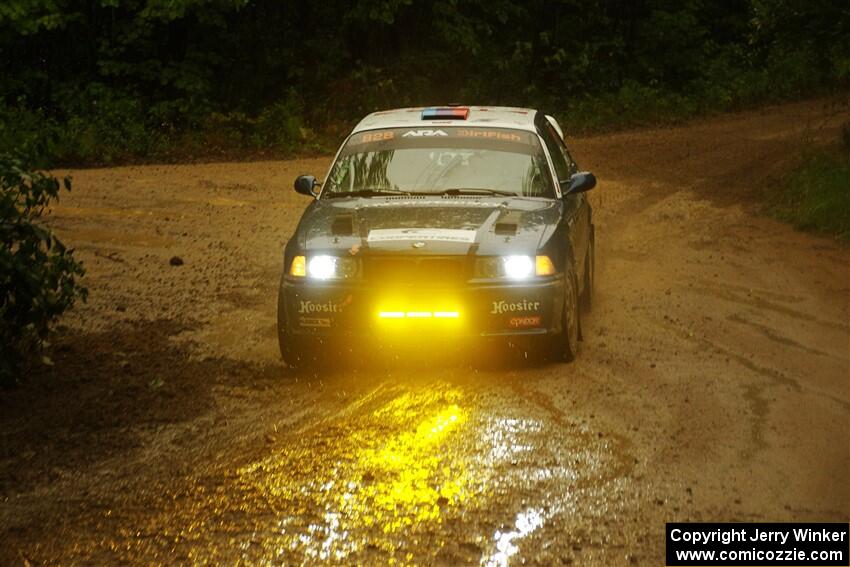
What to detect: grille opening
<box><xmin>366</xmin><ymin>257</ymin><xmax>468</xmax><ymax>285</ymax></box>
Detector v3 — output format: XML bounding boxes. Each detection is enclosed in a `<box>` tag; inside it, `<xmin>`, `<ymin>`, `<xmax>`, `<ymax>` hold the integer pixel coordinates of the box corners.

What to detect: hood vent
<box><xmin>494</xmin><ymin>210</ymin><xmax>521</xmax><ymax>235</ymax></box>
<box><xmin>494</xmin><ymin>222</ymin><xmax>518</xmax><ymax>235</ymax></box>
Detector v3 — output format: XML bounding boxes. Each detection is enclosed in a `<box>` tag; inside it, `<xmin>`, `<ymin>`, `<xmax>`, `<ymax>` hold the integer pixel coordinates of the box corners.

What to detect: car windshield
<box><xmin>322</xmin><ymin>127</ymin><xmax>554</xmax><ymax>198</ymax></box>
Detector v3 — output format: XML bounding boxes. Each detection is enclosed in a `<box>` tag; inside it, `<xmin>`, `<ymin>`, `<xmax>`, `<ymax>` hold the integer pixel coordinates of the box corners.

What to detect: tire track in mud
<box><xmin>726</xmin><ymin>313</ymin><xmax>834</xmax><ymax>359</ymax></box>
<box><xmin>689</xmin><ymin>284</ymin><xmax>850</xmax><ymax>333</ymax></box>
<box><xmin>81</xmin><ymin>375</ymin><xmax>635</xmax><ymax>565</ymax></box>
<box><xmin>641</xmin><ymin>311</ymin><xmax>848</xmax><ymax>467</ymax></box>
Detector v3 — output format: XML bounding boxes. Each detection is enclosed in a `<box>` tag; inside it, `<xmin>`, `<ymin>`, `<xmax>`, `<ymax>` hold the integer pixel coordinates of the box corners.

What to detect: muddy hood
<box><xmin>294</xmin><ymin>196</ymin><xmax>561</xmax><ymax>256</ymax></box>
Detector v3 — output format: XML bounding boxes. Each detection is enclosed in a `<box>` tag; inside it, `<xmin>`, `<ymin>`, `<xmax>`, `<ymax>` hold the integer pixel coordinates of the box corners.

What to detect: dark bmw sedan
<box><xmin>278</xmin><ymin>106</ymin><xmax>596</xmax><ymax>368</ymax></box>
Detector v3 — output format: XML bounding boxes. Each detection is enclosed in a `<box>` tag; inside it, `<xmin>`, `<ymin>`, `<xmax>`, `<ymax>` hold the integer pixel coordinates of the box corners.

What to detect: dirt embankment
<box><xmin>1</xmin><ymin>97</ymin><xmax>848</xmax><ymax>565</ymax></box>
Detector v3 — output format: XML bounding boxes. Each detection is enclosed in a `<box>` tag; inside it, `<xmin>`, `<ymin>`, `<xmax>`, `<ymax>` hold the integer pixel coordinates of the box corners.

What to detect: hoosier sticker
<box><xmin>297</xmin><ymin>295</ymin><xmax>352</xmax><ymax>314</ymax></box>
<box><xmin>298</xmin><ymin>300</ymin><xmax>342</xmax><ymax>314</ymax></box>
<box><xmin>490</xmin><ymin>299</ymin><xmax>541</xmax><ymax>314</ymax></box>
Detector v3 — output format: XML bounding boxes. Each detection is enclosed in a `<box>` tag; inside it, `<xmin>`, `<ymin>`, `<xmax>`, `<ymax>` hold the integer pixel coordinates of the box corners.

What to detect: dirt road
<box><xmin>1</xmin><ymin>98</ymin><xmax>848</xmax><ymax>565</ymax></box>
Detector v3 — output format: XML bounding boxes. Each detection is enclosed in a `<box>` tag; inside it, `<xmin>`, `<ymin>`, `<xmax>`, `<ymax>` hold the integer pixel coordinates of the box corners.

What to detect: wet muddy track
<box><xmin>1</xmin><ymin>98</ymin><xmax>849</xmax><ymax>565</ymax></box>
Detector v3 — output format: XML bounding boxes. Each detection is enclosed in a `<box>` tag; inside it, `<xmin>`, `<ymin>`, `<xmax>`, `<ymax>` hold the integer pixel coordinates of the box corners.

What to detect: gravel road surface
<box><xmin>1</xmin><ymin>98</ymin><xmax>848</xmax><ymax>565</ymax></box>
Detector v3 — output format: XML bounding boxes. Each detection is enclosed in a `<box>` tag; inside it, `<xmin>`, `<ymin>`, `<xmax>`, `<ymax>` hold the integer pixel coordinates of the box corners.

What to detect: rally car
<box><xmin>278</xmin><ymin>106</ymin><xmax>596</xmax><ymax>367</ymax></box>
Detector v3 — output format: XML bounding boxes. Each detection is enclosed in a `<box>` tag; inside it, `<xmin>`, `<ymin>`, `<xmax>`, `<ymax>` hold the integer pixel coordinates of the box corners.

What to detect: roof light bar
<box><xmin>421</xmin><ymin>107</ymin><xmax>469</xmax><ymax>120</ymax></box>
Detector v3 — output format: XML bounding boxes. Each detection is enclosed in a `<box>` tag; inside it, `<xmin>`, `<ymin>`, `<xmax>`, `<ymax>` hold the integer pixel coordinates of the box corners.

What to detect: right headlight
<box><xmin>474</xmin><ymin>255</ymin><xmax>556</xmax><ymax>279</ymax></box>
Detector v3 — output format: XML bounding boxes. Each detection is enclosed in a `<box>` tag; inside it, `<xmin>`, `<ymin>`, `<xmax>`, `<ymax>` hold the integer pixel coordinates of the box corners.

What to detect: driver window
<box><xmin>539</xmin><ymin>124</ymin><xmax>570</xmax><ymax>183</ymax></box>
<box><xmin>548</xmin><ymin>124</ymin><xmax>578</xmax><ymax>175</ymax></box>
<box><xmin>561</xmin><ymin>142</ymin><xmax>577</xmax><ymax>175</ymax></box>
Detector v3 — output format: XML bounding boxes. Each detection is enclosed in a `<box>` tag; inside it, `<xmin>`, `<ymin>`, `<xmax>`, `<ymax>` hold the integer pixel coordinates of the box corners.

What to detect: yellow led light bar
<box><xmin>378</xmin><ymin>311</ymin><xmax>460</xmax><ymax>319</ymax></box>
<box><xmin>433</xmin><ymin>311</ymin><xmax>459</xmax><ymax>318</ymax></box>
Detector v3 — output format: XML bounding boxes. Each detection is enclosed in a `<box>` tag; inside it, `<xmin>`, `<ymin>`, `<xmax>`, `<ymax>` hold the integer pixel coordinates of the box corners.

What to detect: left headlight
<box><xmin>290</xmin><ymin>255</ymin><xmax>358</xmax><ymax>279</ymax></box>
<box><xmin>474</xmin><ymin>255</ymin><xmax>556</xmax><ymax>279</ymax></box>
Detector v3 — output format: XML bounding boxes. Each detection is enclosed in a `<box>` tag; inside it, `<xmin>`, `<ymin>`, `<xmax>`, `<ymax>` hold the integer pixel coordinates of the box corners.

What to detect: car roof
<box><xmin>352</xmin><ymin>106</ymin><xmax>540</xmax><ymax>134</ymax></box>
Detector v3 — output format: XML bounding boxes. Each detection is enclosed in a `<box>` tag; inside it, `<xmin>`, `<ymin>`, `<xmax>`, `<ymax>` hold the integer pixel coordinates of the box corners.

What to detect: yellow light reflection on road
<box><xmin>236</xmin><ymin>388</ymin><xmax>473</xmax><ymax>561</ymax></box>
<box><xmin>348</xmin><ymin>402</ymin><xmax>468</xmax><ymax>533</ymax></box>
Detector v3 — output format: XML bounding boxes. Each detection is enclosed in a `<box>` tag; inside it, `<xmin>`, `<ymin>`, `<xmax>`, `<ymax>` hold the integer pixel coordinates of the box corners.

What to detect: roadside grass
<box><xmin>768</xmin><ymin>143</ymin><xmax>850</xmax><ymax>242</ymax></box>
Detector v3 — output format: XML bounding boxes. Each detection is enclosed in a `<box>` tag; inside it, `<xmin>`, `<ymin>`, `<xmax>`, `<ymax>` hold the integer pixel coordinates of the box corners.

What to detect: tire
<box><xmin>579</xmin><ymin>229</ymin><xmax>594</xmax><ymax>313</ymax></box>
<box><xmin>552</xmin><ymin>270</ymin><xmax>581</xmax><ymax>362</ymax></box>
<box><xmin>278</xmin><ymin>326</ymin><xmax>306</xmax><ymax>369</ymax></box>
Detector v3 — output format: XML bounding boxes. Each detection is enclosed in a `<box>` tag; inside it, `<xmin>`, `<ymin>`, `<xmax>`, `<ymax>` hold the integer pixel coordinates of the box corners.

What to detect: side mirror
<box><xmin>294</xmin><ymin>175</ymin><xmax>320</xmax><ymax>197</ymax></box>
<box><xmin>562</xmin><ymin>171</ymin><xmax>596</xmax><ymax>195</ymax></box>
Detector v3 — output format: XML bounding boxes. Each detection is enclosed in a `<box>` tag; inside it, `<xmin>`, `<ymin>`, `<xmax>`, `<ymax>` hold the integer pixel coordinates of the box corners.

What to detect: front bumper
<box><xmin>280</xmin><ymin>275</ymin><xmax>565</xmax><ymax>339</ymax></box>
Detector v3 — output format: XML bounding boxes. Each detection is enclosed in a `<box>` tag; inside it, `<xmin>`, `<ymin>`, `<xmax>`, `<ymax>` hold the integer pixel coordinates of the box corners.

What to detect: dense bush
<box><xmin>0</xmin><ymin>0</ymin><xmax>848</xmax><ymax>164</ymax></box>
<box><xmin>0</xmin><ymin>156</ymin><xmax>87</xmax><ymax>386</ymax></box>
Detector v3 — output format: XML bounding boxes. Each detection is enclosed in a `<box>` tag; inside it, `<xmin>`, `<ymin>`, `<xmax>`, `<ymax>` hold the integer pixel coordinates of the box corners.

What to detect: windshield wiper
<box><xmin>325</xmin><ymin>188</ymin><xmax>411</xmax><ymax>199</ymax></box>
<box><xmin>430</xmin><ymin>188</ymin><xmax>518</xmax><ymax>197</ymax></box>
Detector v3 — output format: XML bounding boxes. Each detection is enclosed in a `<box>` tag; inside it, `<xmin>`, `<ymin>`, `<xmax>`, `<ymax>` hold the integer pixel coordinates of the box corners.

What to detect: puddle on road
<box><xmin>484</xmin><ymin>507</ymin><xmax>545</xmax><ymax>567</ymax></box>
<box><xmin>236</xmin><ymin>388</ymin><xmax>477</xmax><ymax>563</ymax></box>
<box><xmin>136</xmin><ymin>381</ymin><xmax>633</xmax><ymax>565</ymax></box>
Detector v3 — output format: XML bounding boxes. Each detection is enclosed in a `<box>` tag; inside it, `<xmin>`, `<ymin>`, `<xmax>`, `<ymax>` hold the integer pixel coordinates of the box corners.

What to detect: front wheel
<box><xmin>552</xmin><ymin>270</ymin><xmax>581</xmax><ymax>362</ymax></box>
<box><xmin>278</xmin><ymin>327</ymin><xmax>320</xmax><ymax>369</ymax></box>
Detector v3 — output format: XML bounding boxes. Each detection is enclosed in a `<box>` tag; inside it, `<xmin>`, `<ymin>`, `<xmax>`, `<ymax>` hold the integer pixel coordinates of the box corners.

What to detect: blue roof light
<box><xmin>421</xmin><ymin>107</ymin><xmax>469</xmax><ymax>120</ymax></box>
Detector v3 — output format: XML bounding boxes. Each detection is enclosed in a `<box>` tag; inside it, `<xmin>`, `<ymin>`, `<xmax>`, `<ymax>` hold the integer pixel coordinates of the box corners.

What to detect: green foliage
<box><xmin>0</xmin><ymin>156</ymin><xmax>87</xmax><ymax>385</ymax></box>
<box><xmin>0</xmin><ymin>103</ymin><xmax>63</xmax><ymax>167</ymax></box>
<box><xmin>558</xmin><ymin>82</ymin><xmax>698</xmax><ymax>132</ymax></box>
<box><xmin>252</xmin><ymin>94</ymin><xmax>306</xmax><ymax>153</ymax></box>
<box><xmin>0</xmin><ymin>0</ymin><xmax>848</xmax><ymax>163</ymax></box>
<box><xmin>769</xmin><ymin>149</ymin><xmax>850</xmax><ymax>241</ymax></box>
<box><xmin>57</xmin><ymin>83</ymin><xmax>167</xmax><ymax>163</ymax></box>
